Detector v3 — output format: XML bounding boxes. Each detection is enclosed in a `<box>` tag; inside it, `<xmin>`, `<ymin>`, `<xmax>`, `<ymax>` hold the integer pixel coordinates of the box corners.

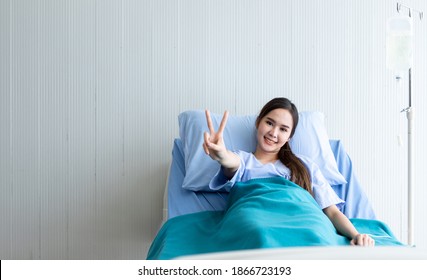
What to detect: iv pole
<box><xmin>395</xmin><ymin>2</ymin><xmax>423</xmax><ymax>247</ymax></box>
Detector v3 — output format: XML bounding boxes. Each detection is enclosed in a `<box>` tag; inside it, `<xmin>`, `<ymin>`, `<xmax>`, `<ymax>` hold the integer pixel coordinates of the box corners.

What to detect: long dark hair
<box><xmin>255</xmin><ymin>97</ymin><xmax>312</xmax><ymax>195</ymax></box>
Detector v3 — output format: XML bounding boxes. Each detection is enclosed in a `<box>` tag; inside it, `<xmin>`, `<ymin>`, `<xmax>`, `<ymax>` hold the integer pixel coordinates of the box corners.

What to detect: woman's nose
<box><xmin>269</xmin><ymin>127</ymin><xmax>278</xmax><ymax>138</ymax></box>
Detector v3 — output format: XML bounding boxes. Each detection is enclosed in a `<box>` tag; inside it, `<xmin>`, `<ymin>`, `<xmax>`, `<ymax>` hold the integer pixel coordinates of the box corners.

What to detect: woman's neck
<box><xmin>253</xmin><ymin>150</ymin><xmax>279</xmax><ymax>164</ymax></box>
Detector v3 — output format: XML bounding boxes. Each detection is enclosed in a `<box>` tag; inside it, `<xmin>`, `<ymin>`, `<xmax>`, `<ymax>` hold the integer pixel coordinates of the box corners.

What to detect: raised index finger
<box><xmin>217</xmin><ymin>110</ymin><xmax>229</xmax><ymax>135</ymax></box>
<box><xmin>205</xmin><ymin>109</ymin><xmax>215</xmax><ymax>134</ymax></box>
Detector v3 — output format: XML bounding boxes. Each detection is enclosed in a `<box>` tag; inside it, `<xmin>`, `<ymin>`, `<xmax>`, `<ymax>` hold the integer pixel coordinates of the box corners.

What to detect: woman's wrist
<box><xmin>352</xmin><ymin>233</ymin><xmax>361</xmax><ymax>240</ymax></box>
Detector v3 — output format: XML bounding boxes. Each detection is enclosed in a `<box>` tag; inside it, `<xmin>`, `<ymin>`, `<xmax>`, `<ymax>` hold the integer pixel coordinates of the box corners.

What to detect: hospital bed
<box><xmin>148</xmin><ymin>110</ymin><xmax>426</xmax><ymax>260</ymax></box>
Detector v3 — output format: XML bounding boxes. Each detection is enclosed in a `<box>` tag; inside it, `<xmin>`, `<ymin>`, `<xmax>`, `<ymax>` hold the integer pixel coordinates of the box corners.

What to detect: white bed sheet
<box><xmin>176</xmin><ymin>246</ymin><xmax>427</xmax><ymax>260</ymax></box>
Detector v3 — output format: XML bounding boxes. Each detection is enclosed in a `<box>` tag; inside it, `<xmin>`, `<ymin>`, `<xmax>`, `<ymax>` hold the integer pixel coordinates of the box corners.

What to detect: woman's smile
<box><xmin>264</xmin><ymin>136</ymin><xmax>277</xmax><ymax>145</ymax></box>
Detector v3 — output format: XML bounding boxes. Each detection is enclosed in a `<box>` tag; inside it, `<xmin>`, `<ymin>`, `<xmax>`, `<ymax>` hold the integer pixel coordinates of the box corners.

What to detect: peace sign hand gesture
<box><xmin>203</xmin><ymin>109</ymin><xmax>240</xmax><ymax>178</ymax></box>
<box><xmin>203</xmin><ymin>110</ymin><xmax>229</xmax><ymax>162</ymax></box>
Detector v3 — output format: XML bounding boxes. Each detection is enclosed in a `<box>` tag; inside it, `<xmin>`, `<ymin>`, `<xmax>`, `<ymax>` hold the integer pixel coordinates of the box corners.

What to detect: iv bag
<box><xmin>386</xmin><ymin>16</ymin><xmax>413</xmax><ymax>71</ymax></box>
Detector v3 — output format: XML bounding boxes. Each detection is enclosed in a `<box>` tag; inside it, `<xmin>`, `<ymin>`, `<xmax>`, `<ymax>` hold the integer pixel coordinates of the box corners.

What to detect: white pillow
<box><xmin>179</xmin><ymin>110</ymin><xmax>346</xmax><ymax>192</ymax></box>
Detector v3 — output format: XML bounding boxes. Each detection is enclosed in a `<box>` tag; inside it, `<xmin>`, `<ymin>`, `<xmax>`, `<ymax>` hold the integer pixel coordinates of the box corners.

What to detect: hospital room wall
<box><xmin>0</xmin><ymin>0</ymin><xmax>426</xmax><ymax>259</ymax></box>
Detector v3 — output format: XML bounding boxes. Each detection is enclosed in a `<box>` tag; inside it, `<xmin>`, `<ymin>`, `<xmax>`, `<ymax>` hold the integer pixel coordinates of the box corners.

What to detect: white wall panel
<box><xmin>121</xmin><ymin>0</ymin><xmax>156</xmax><ymax>258</ymax></box>
<box><xmin>67</xmin><ymin>0</ymin><xmax>98</xmax><ymax>260</ymax></box>
<box><xmin>1</xmin><ymin>0</ymin><xmax>426</xmax><ymax>259</ymax></box>
<box><xmin>9</xmin><ymin>0</ymin><xmax>41</xmax><ymax>259</ymax></box>
<box><xmin>38</xmin><ymin>0</ymin><xmax>70</xmax><ymax>259</ymax></box>
<box><xmin>0</xmin><ymin>0</ymin><xmax>12</xmax><ymax>259</ymax></box>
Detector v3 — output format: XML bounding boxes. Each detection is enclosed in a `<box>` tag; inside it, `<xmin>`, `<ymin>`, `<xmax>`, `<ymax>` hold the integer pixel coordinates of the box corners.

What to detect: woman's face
<box><xmin>256</xmin><ymin>108</ymin><xmax>294</xmax><ymax>158</ymax></box>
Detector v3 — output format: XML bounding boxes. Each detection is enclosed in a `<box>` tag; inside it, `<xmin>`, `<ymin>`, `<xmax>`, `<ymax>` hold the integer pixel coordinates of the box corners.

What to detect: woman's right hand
<box><xmin>203</xmin><ymin>110</ymin><xmax>229</xmax><ymax>162</ymax></box>
<box><xmin>203</xmin><ymin>109</ymin><xmax>241</xmax><ymax>178</ymax></box>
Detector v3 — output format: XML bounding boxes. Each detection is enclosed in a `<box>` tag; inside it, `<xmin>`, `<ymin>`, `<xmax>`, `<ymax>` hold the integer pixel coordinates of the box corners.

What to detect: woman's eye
<box><xmin>266</xmin><ymin>120</ymin><xmax>273</xmax><ymax>126</ymax></box>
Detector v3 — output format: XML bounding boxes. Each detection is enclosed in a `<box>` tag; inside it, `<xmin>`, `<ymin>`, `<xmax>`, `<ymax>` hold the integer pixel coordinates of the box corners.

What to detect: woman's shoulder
<box><xmin>294</xmin><ymin>154</ymin><xmax>326</xmax><ymax>181</ymax></box>
<box><xmin>294</xmin><ymin>153</ymin><xmax>320</xmax><ymax>169</ymax></box>
<box><xmin>296</xmin><ymin>153</ymin><xmax>333</xmax><ymax>187</ymax></box>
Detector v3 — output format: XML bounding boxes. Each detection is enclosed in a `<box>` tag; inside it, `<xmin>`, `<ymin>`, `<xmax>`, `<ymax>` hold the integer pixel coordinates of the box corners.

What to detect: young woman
<box><xmin>203</xmin><ymin>97</ymin><xmax>375</xmax><ymax>246</ymax></box>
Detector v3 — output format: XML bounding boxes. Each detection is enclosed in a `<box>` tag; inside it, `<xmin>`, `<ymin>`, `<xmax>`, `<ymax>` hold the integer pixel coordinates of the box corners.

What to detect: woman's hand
<box><xmin>203</xmin><ymin>110</ymin><xmax>229</xmax><ymax>162</ymax></box>
<box><xmin>203</xmin><ymin>110</ymin><xmax>240</xmax><ymax>177</ymax></box>
<box><xmin>350</xmin><ymin>233</ymin><xmax>375</xmax><ymax>247</ymax></box>
<box><xmin>323</xmin><ymin>205</ymin><xmax>375</xmax><ymax>247</ymax></box>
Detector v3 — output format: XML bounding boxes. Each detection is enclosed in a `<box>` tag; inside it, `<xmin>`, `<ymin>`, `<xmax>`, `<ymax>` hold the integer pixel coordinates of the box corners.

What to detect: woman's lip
<box><xmin>264</xmin><ymin>137</ymin><xmax>276</xmax><ymax>144</ymax></box>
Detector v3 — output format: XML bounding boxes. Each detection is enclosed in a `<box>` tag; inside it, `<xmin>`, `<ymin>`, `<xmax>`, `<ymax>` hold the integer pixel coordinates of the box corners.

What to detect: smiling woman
<box><xmin>254</xmin><ymin>109</ymin><xmax>294</xmax><ymax>163</ymax></box>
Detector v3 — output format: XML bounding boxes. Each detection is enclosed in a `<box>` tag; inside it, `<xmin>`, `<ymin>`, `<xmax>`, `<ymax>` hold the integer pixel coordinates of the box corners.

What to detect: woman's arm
<box><xmin>323</xmin><ymin>204</ymin><xmax>375</xmax><ymax>246</ymax></box>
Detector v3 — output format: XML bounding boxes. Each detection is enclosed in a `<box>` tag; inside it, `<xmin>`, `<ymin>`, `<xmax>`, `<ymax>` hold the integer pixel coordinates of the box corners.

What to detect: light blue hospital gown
<box><xmin>209</xmin><ymin>150</ymin><xmax>344</xmax><ymax>209</ymax></box>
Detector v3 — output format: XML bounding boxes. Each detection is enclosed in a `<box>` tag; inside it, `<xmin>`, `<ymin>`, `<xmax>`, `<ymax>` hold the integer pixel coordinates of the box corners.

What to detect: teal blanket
<box><xmin>147</xmin><ymin>177</ymin><xmax>402</xmax><ymax>260</ymax></box>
